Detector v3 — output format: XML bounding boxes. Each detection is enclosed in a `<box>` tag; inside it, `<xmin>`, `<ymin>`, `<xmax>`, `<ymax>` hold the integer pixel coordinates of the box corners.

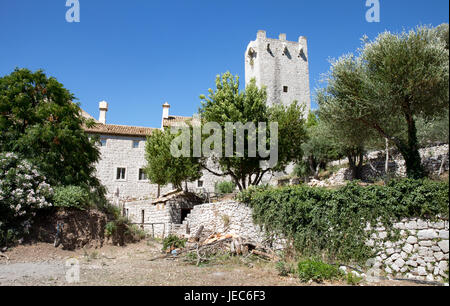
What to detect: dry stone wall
<box><xmin>368</xmin><ymin>218</ymin><xmax>449</xmax><ymax>282</ymax></box>
<box><xmin>173</xmin><ymin>201</ymin><xmax>449</xmax><ymax>282</ymax></box>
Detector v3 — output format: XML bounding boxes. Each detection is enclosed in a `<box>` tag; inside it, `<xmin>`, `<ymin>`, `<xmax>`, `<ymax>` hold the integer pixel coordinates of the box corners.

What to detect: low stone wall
<box><xmin>312</xmin><ymin>144</ymin><xmax>449</xmax><ymax>187</ymax></box>
<box><xmin>175</xmin><ymin>201</ymin><xmax>269</xmax><ymax>245</ymax></box>
<box><xmin>174</xmin><ymin>201</ymin><xmax>449</xmax><ymax>282</ymax></box>
<box><xmin>368</xmin><ymin>218</ymin><xmax>449</xmax><ymax>282</ymax></box>
<box><xmin>124</xmin><ymin>192</ymin><xmax>203</xmax><ymax>238</ymax></box>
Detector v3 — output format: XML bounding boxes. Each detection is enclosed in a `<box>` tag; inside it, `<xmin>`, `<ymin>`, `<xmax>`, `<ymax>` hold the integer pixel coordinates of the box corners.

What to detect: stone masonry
<box><xmin>245</xmin><ymin>30</ymin><xmax>311</xmax><ymax>114</ymax></box>
<box><xmin>367</xmin><ymin>218</ymin><xmax>449</xmax><ymax>282</ymax></box>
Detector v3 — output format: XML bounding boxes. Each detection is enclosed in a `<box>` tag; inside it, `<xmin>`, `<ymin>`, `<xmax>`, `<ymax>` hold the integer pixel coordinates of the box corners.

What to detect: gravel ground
<box><xmin>0</xmin><ymin>240</ymin><xmax>434</xmax><ymax>286</ymax></box>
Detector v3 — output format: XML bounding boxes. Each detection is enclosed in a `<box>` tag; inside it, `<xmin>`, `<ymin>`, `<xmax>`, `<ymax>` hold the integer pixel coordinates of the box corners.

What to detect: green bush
<box><xmin>53</xmin><ymin>185</ymin><xmax>90</xmax><ymax>210</ymax></box>
<box><xmin>276</xmin><ymin>261</ymin><xmax>296</xmax><ymax>277</ymax></box>
<box><xmin>297</xmin><ymin>259</ymin><xmax>343</xmax><ymax>283</ymax></box>
<box><xmin>162</xmin><ymin>234</ymin><xmax>187</xmax><ymax>251</ymax></box>
<box><xmin>215</xmin><ymin>181</ymin><xmax>236</xmax><ymax>194</ymax></box>
<box><xmin>237</xmin><ymin>179</ymin><xmax>449</xmax><ymax>263</ymax></box>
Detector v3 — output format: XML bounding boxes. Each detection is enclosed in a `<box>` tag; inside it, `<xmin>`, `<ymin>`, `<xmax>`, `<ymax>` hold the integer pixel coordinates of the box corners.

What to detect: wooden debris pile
<box><xmin>150</xmin><ymin>227</ymin><xmax>279</xmax><ymax>264</ymax></box>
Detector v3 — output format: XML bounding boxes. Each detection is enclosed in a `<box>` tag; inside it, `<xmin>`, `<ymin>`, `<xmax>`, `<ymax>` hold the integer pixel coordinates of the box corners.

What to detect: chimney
<box><xmin>279</xmin><ymin>33</ymin><xmax>286</xmax><ymax>41</ymax></box>
<box><xmin>99</xmin><ymin>101</ymin><xmax>108</xmax><ymax>124</ymax></box>
<box><xmin>161</xmin><ymin>102</ymin><xmax>170</xmax><ymax>129</ymax></box>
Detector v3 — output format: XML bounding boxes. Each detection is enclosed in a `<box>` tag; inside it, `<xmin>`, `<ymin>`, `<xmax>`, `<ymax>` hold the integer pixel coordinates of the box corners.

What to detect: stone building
<box><xmin>245</xmin><ymin>30</ymin><xmax>311</xmax><ymax>113</ymax></box>
<box><xmin>82</xmin><ymin>30</ymin><xmax>311</xmax><ymax>200</ymax></box>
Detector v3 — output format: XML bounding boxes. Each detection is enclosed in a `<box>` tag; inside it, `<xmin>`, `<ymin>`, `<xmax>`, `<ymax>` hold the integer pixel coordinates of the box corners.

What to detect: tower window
<box><xmin>283</xmin><ymin>86</ymin><xmax>289</xmax><ymax>93</ymax></box>
<box><xmin>197</xmin><ymin>180</ymin><xmax>204</xmax><ymax>188</ymax></box>
<box><xmin>132</xmin><ymin>140</ymin><xmax>140</xmax><ymax>148</ymax></box>
<box><xmin>100</xmin><ymin>139</ymin><xmax>107</xmax><ymax>147</ymax></box>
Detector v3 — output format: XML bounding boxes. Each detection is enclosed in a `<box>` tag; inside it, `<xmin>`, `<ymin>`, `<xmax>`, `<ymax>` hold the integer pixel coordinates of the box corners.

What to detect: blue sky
<box><xmin>0</xmin><ymin>0</ymin><xmax>448</xmax><ymax>128</ymax></box>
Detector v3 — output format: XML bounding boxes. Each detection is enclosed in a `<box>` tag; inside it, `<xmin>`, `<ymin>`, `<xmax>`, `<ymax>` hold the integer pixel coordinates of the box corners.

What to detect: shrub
<box><xmin>162</xmin><ymin>234</ymin><xmax>187</xmax><ymax>251</ymax></box>
<box><xmin>53</xmin><ymin>185</ymin><xmax>91</xmax><ymax>210</ymax></box>
<box><xmin>276</xmin><ymin>261</ymin><xmax>296</xmax><ymax>277</ymax></box>
<box><xmin>215</xmin><ymin>181</ymin><xmax>236</xmax><ymax>194</ymax></box>
<box><xmin>297</xmin><ymin>259</ymin><xmax>343</xmax><ymax>283</ymax></box>
<box><xmin>0</xmin><ymin>153</ymin><xmax>53</xmax><ymax>245</ymax></box>
<box><xmin>237</xmin><ymin>179</ymin><xmax>449</xmax><ymax>263</ymax></box>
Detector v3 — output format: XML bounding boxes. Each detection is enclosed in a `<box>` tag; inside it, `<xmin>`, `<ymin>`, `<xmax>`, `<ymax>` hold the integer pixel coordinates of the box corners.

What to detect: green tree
<box><xmin>299</xmin><ymin>113</ymin><xmax>342</xmax><ymax>179</ymax></box>
<box><xmin>199</xmin><ymin>72</ymin><xmax>307</xmax><ymax>190</ymax></box>
<box><xmin>0</xmin><ymin>68</ymin><xmax>103</xmax><ymax>192</ymax></box>
<box><xmin>144</xmin><ymin>129</ymin><xmax>202</xmax><ymax>190</ymax></box>
<box><xmin>318</xmin><ymin>26</ymin><xmax>449</xmax><ymax>179</ymax></box>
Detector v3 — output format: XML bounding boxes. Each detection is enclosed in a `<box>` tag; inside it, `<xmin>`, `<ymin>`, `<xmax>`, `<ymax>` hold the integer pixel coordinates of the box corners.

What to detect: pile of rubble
<box><xmin>151</xmin><ymin>227</ymin><xmax>279</xmax><ymax>265</ymax></box>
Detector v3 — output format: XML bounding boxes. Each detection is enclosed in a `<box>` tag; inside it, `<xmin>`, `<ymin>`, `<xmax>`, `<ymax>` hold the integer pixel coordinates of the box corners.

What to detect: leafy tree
<box><xmin>299</xmin><ymin>113</ymin><xmax>342</xmax><ymax>179</ymax></box>
<box><xmin>0</xmin><ymin>68</ymin><xmax>104</xmax><ymax>192</ymax></box>
<box><xmin>144</xmin><ymin>129</ymin><xmax>202</xmax><ymax>190</ymax></box>
<box><xmin>318</xmin><ymin>26</ymin><xmax>449</xmax><ymax>179</ymax></box>
<box><xmin>199</xmin><ymin>72</ymin><xmax>307</xmax><ymax>190</ymax></box>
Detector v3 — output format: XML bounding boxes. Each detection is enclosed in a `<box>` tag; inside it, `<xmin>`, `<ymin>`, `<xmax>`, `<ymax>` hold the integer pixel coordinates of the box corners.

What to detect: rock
<box><xmin>417</xmin><ymin>258</ymin><xmax>426</xmax><ymax>266</ymax></box>
<box><xmin>400</xmin><ymin>251</ymin><xmax>408</xmax><ymax>260</ymax></box>
<box><xmin>434</xmin><ymin>267</ymin><xmax>440</xmax><ymax>276</ymax></box>
<box><xmin>438</xmin><ymin>240</ymin><xmax>449</xmax><ymax>253</ymax></box>
<box><xmin>426</xmin><ymin>274</ymin><xmax>435</xmax><ymax>282</ymax></box>
<box><xmin>438</xmin><ymin>230</ymin><xmax>449</xmax><ymax>239</ymax></box>
<box><xmin>406</xmin><ymin>236</ymin><xmax>418</xmax><ymax>244</ymax></box>
<box><xmin>406</xmin><ymin>260</ymin><xmax>418</xmax><ymax>267</ymax></box>
<box><xmin>394</xmin><ymin>258</ymin><xmax>405</xmax><ymax>269</ymax></box>
<box><xmin>434</xmin><ymin>252</ymin><xmax>445</xmax><ymax>261</ymax></box>
<box><xmin>378</xmin><ymin>231</ymin><xmax>387</xmax><ymax>239</ymax></box>
<box><xmin>424</xmin><ymin>257</ymin><xmax>435</xmax><ymax>263</ymax></box>
<box><xmin>402</xmin><ymin>243</ymin><xmax>413</xmax><ymax>254</ymax></box>
<box><xmin>385</xmin><ymin>266</ymin><xmax>393</xmax><ymax>274</ymax></box>
<box><xmin>432</xmin><ymin>221</ymin><xmax>445</xmax><ymax>230</ymax></box>
<box><xmin>384</xmin><ymin>241</ymin><xmax>394</xmax><ymax>248</ymax></box>
<box><xmin>419</xmin><ymin>240</ymin><xmax>433</xmax><ymax>247</ymax></box>
<box><xmin>438</xmin><ymin>261</ymin><xmax>448</xmax><ymax>272</ymax></box>
<box><xmin>390</xmin><ymin>253</ymin><xmax>401</xmax><ymax>261</ymax></box>
<box><xmin>391</xmin><ymin>263</ymin><xmax>400</xmax><ymax>272</ymax></box>
<box><xmin>431</xmin><ymin>246</ymin><xmax>442</xmax><ymax>252</ymax></box>
<box><xmin>386</xmin><ymin>248</ymin><xmax>395</xmax><ymax>256</ymax></box>
<box><xmin>417</xmin><ymin>220</ymin><xmax>428</xmax><ymax>229</ymax></box>
<box><xmin>417</xmin><ymin>267</ymin><xmax>427</xmax><ymax>276</ymax></box>
<box><xmin>405</xmin><ymin>221</ymin><xmax>418</xmax><ymax>230</ymax></box>
<box><xmin>417</xmin><ymin>229</ymin><xmax>437</xmax><ymax>240</ymax></box>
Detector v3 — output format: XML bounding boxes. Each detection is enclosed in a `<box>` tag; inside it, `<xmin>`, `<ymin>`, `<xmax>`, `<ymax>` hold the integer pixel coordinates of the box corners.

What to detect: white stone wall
<box><xmin>368</xmin><ymin>218</ymin><xmax>449</xmax><ymax>282</ymax></box>
<box><xmin>174</xmin><ymin>201</ymin><xmax>272</xmax><ymax>246</ymax></box>
<box><xmin>173</xmin><ymin>200</ymin><xmax>450</xmax><ymax>282</ymax></box>
<box><xmin>245</xmin><ymin>30</ymin><xmax>311</xmax><ymax>114</ymax></box>
<box><xmin>124</xmin><ymin>199</ymin><xmax>172</xmax><ymax>237</ymax></box>
<box><xmin>92</xmin><ymin>134</ymin><xmax>171</xmax><ymax>200</ymax></box>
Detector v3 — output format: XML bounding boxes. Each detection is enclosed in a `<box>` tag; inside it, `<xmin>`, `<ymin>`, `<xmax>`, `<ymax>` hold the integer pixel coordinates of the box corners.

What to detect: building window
<box><xmin>132</xmin><ymin>140</ymin><xmax>140</xmax><ymax>149</ymax></box>
<box><xmin>283</xmin><ymin>86</ymin><xmax>289</xmax><ymax>93</ymax></box>
<box><xmin>139</xmin><ymin>169</ymin><xmax>148</xmax><ymax>181</ymax></box>
<box><xmin>100</xmin><ymin>139</ymin><xmax>107</xmax><ymax>147</ymax></box>
<box><xmin>197</xmin><ymin>180</ymin><xmax>204</xmax><ymax>188</ymax></box>
<box><xmin>116</xmin><ymin>168</ymin><xmax>126</xmax><ymax>180</ymax></box>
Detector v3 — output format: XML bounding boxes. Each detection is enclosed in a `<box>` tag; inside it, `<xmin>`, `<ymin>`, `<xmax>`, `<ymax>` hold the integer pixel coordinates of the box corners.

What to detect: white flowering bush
<box><xmin>0</xmin><ymin>152</ymin><xmax>53</xmax><ymax>245</ymax></box>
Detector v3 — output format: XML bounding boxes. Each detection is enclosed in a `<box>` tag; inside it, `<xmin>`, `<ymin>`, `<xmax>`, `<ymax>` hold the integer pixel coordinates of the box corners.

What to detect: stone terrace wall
<box><xmin>368</xmin><ymin>218</ymin><xmax>449</xmax><ymax>282</ymax></box>
<box><xmin>175</xmin><ymin>201</ymin><xmax>449</xmax><ymax>282</ymax></box>
<box><xmin>175</xmin><ymin>201</ymin><xmax>269</xmax><ymax>245</ymax></box>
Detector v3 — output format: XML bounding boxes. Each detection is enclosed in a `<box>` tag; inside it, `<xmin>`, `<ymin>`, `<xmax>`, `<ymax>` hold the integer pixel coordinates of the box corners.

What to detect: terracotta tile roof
<box><xmin>84</xmin><ymin>123</ymin><xmax>157</xmax><ymax>137</ymax></box>
<box><xmin>163</xmin><ymin>115</ymin><xmax>194</xmax><ymax>127</ymax></box>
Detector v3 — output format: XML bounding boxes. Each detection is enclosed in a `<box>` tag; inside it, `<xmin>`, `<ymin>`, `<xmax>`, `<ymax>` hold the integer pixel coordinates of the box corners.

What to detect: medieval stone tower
<box><xmin>245</xmin><ymin>30</ymin><xmax>311</xmax><ymax>115</ymax></box>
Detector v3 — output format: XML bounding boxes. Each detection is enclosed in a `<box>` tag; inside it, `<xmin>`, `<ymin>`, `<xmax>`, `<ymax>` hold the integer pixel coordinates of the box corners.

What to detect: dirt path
<box><xmin>0</xmin><ymin>240</ymin><xmax>434</xmax><ymax>286</ymax></box>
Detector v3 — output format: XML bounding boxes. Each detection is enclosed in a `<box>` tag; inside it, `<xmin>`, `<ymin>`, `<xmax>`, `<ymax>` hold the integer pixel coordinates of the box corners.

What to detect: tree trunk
<box><xmin>396</xmin><ymin>104</ymin><xmax>425</xmax><ymax>179</ymax></box>
<box><xmin>385</xmin><ymin>138</ymin><xmax>389</xmax><ymax>176</ymax></box>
